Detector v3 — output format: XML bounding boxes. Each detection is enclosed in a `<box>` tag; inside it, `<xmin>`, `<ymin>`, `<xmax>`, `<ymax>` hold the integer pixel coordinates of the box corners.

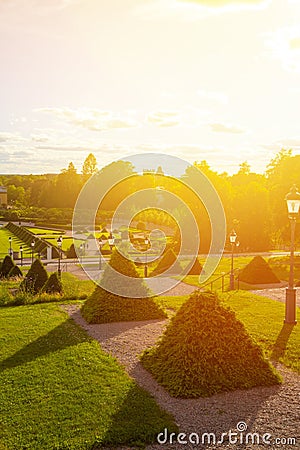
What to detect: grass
<box><xmin>159</xmin><ymin>291</ymin><xmax>300</xmax><ymax>374</ymax></box>
<box><xmin>0</xmin><ymin>272</ymin><xmax>95</xmax><ymax>306</ymax></box>
<box><xmin>0</xmin><ymin>228</ymin><xmax>31</xmax><ymax>258</ymax></box>
<box><xmin>0</xmin><ymin>303</ymin><xmax>177</xmax><ymax>449</ymax></box>
<box><xmin>26</xmin><ymin>227</ymin><xmax>65</xmax><ymax>235</ymax></box>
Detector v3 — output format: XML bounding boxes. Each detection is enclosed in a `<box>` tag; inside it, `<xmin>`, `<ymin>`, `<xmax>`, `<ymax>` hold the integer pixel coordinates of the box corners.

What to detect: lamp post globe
<box><xmin>285</xmin><ymin>185</ymin><xmax>300</xmax><ymax>324</ymax></box>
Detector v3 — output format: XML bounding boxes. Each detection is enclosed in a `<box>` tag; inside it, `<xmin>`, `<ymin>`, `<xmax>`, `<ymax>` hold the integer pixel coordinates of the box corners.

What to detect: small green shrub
<box><xmin>151</xmin><ymin>248</ymin><xmax>182</xmax><ymax>276</ymax></box>
<box><xmin>238</xmin><ymin>256</ymin><xmax>280</xmax><ymax>284</ymax></box>
<box><xmin>82</xmin><ymin>248</ymin><xmax>166</xmax><ymax>323</ymax></box>
<box><xmin>187</xmin><ymin>258</ymin><xmax>203</xmax><ymax>275</ymax></box>
<box><xmin>20</xmin><ymin>259</ymin><xmax>48</xmax><ymax>294</ymax></box>
<box><xmin>8</xmin><ymin>265</ymin><xmax>23</xmax><ymax>278</ymax></box>
<box><xmin>66</xmin><ymin>243</ymin><xmax>77</xmax><ymax>258</ymax></box>
<box><xmin>0</xmin><ymin>255</ymin><xmax>14</xmax><ymax>278</ymax></box>
<box><xmin>141</xmin><ymin>291</ymin><xmax>281</xmax><ymax>398</ymax></box>
<box><xmin>42</xmin><ymin>272</ymin><xmax>63</xmax><ymax>294</ymax></box>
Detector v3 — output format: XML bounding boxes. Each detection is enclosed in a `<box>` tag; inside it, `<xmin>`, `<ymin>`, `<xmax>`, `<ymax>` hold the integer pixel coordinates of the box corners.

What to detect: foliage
<box><xmin>238</xmin><ymin>255</ymin><xmax>280</xmax><ymax>284</ymax></box>
<box><xmin>8</xmin><ymin>264</ymin><xmax>22</xmax><ymax>278</ymax></box>
<box><xmin>66</xmin><ymin>242</ymin><xmax>77</xmax><ymax>258</ymax></box>
<box><xmin>42</xmin><ymin>272</ymin><xmax>63</xmax><ymax>294</ymax></box>
<box><xmin>20</xmin><ymin>259</ymin><xmax>48</xmax><ymax>294</ymax></box>
<box><xmin>151</xmin><ymin>248</ymin><xmax>182</xmax><ymax>276</ymax></box>
<box><xmin>82</xmin><ymin>248</ymin><xmax>166</xmax><ymax>323</ymax></box>
<box><xmin>0</xmin><ymin>255</ymin><xmax>14</xmax><ymax>278</ymax></box>
<box><xmin>141</xmin><ymin>291</ymin><xmax>281</xmax><ymax>398</ymax></box>
<box><xmin>187</xmin><ymin>257</ymin><xmax>203</xmax><ymax>275</ymax></box>
<box><xmin>0</xmin><ymin>303</ymin><xmax>177</xmax><ymax>449</ymax></box>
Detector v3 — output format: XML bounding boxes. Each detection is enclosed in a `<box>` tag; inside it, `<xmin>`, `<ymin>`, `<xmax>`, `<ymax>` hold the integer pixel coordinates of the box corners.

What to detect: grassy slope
<box><xmin>0</xmin><ymin>303</ymin><xmax>176</xmax><ymax>450</ymax></box>
<box><xmin>0</xmin><ymin>228</ymin><xmax>31</xmax><ymax>258</ymax></box>
<box><xmin>159</xmin><ymin>291</ymin><xmax>300</xmax><ymax>374</ymax></box>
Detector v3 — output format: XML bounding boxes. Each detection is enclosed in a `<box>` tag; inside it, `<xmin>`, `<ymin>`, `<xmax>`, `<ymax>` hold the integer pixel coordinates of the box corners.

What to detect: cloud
<box><xmin>264</xmin><ymin>25</ymin><xmax>300</xmax><ymax>73</ymax></box>
<box><xmin>0</xmin><ymin>132</ymin><xmax>27</xmax><ymax>143</ymax></box>
<box><xmin>147</xmin><ymin>110</ymin><xmax>181</xmax><ymax>127</ymax></box>
<box><xmin>133</xmin><ymin>0</ymin><xmax>271</xmax><ymax>21</ymax></box>
<box><xmin>35</xmin><ymin>107</ymin><xmax>139</xmax><ymax>132</ymax></box>
<box><xmin>197</xmin><ymin>89</ymin><xmax>228</xmax><ymax>105</ymax></box>
<box><xmin>262</xmin><ymin>138</ymin><xmax>300</xmax><ymax>151</ymax></box>
<box><xmin>209</xmin><ymin>123</ymin><xmax>245</xmax><ymax>134</ymax></box>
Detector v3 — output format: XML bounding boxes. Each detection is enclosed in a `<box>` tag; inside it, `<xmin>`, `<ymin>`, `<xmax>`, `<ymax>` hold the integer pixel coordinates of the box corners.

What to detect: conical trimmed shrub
<box><xmin>141</xmin><ymin>291</ymin><xmax>281</xmax><ymax>398</ymax></box>
<box><xmin>82</xmin><ymin>249</ymin><xmax>166</xmax><ymax>324</ymax></box>
<box><xmin>0</xmin><ymin>255</ymin><xmax>15</xmax><ymax>278</ymax></box>
<box><xmin>151</xmin><ymin>248</ymin><xmax>182</xmax><ymax>276</ymax></box>
<box><xmin>20</xmin><ymin>259</ymin><xmax>48</xmax><ymax>294</ymax></box>
<box><xmin>66</xmin><ymin>243</ymin><xmax>77</xmax><ymax>258</ymax></box>
<box><xmin>42</xmin><ymin>272</ymin><xmax>63</xmax><ymax>294</ymax></box>
<box><xmin>8</xmin><ymin>265</ymin><xmax>22</xmax><ymax>278</ymax></box>
<box><xmin>187</xmin><ymin>258</ymin><xmax>203</xmax><ymax>275</ymax></box>
<box><xmin>238</xmin><ymin>256</ymin><xmax>280</xmax><ymax>284</ymax></box>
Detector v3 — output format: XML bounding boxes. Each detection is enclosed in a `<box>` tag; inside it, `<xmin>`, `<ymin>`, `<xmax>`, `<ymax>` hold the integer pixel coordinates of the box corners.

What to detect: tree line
<box><xmin>0</xmin><ymin>149</ymin><xmax>299</xmax><ymax>251</ymax></box>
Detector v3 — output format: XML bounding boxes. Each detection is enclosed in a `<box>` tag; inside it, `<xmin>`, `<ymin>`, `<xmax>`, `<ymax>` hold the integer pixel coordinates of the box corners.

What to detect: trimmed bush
<box><xmin>187</xmin><ymin>258</ymin><xmax>203</xmax><ymax>275</ymax></box>
<box><xmin>141</xmin><ymin>291</ymin><xmax>281</xmax><ymax>398</ymax></box>
<box><xmin>8</xmin><ymin>265</ymin><xmax>23</xmax><ymax>278</ymax></box>
<box><xmin>42</xmin><ymin>272</ymin><xmax>63</xmax><ymax>294</ymax></box>
<box><xmin>0</xmin><ymin>255</ymin><xmax>14</xmax><ymax>278</ymax></box>
<box><xmin>20</xmin><ymin>259</ymin><xmax>48</xmax><ymax>294</ymax></box>
<box><xmin>238</xmin><ymin>256</ymin><xmax>280</xmax><ymax>284</ymax></box>
<box><xmin>151</xmin><ymin>248</ymin><xmax>182</xmax><ymax>276</ymax></box>
<box><xmin>66</xmin><ymin>243</ymin><xmax>77</xmax><ymax>258</ymax></box>
<box><xmin>82</xmin><ymin>248</ymin><xmax>166</xmax><ymax>323</ymax></box>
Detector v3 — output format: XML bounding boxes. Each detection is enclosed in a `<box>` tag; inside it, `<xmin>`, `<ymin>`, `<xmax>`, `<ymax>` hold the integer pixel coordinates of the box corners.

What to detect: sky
<box><xmin>0</xmin><ymin>0</ymin><xmax>300</xmax><ymax>175</ymax></box>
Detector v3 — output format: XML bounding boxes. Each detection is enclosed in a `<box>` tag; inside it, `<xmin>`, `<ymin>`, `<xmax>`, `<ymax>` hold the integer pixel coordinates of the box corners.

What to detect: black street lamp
<box><xmin>31</xmin><ymin>240</ymin><xmax>35</xmax><ymax>264</ymax></box>
<box><xmin>285</xmin><ymin>185</ymin><xmax>300</xmax><ymax>324</ymax></box>
<box><xmin>98</xmin><ymin>238</ymin><xmax>103</xmax><ymax>270</ymax></box>
<box><xmin>108</xmin><ymin>234</ymin><xmax>115</xmax><ymax>252</ymax></box>
<box><xmin>8</xmin><ymin>236</ymin><xmax>12</xmax><ymax>257</ymax></box>
<box><xmin>144</xmin><ymin>236</ymin><xmax>150</xmax><ymax>278</ymax></box>
<box><xmin>229</xmin><ymin>230</ymin><xmax>237</xmax><ymax>290</ymax></box>
<box><xmin>57</xmin><ymin>236</ymin><xmax>63</xmax><ymax>279</ymax></box>
<box><xmin>79</xmin><ymin>243</ymin><xmax>83</xmax><ymax>264</ymax></box>
<box><xmin>20</xmin><ymin>246</ymin><xmax>23</xmax><ymax>266</ymax></box>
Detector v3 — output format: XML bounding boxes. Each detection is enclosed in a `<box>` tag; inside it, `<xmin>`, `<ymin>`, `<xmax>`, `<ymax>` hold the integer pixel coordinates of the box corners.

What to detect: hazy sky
<box><xmin>1</xmin><ymin>0</ymin><xmax>300</xmax><ymax>174</ymax></box>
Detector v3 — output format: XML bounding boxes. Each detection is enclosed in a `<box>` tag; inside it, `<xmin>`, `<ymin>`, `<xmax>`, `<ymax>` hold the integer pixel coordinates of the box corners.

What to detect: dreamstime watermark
<box><xmin>72</xmin><ymin>153</ymin><xmax>226</xmax><ymax>297</ymax></box>
<box><xmin>157</xmin><ymin>422</ymin><xmax>297</xmax><ymax>446</ymax></box>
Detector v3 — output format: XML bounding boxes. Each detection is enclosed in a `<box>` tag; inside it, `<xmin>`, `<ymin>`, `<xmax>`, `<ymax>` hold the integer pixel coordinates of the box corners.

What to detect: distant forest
<box><xmin>1</xmin><ymin>149</ymin><xmax>300</xmax><ymax>251</ymax></box>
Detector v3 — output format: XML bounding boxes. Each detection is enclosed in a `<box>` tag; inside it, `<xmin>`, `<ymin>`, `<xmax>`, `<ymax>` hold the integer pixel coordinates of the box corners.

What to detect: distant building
<box><xmin>0</xmin><ymin>186</ymin><xmax>7</xmax><ymax>207</ymax></box>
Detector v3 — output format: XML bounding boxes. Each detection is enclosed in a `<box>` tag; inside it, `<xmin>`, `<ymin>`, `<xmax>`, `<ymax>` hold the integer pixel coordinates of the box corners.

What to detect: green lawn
<box><xmin>0</xmin><ymin>228</ymin><xmax>32</xmax><ymax>258</ymax></box>
<box><xmin>0</xmin><ymin>303</ymin><xmax>176</xmax><ymax>449</ymax></box>
<box><xmin>159</xmin><ymin>291</ymin><xmax>300</xmax><ymax>374</ymax></box>
<box><xmin>26</xmin><ymin>227</ymin><xmax>65</xmax><ymax>235</ymax></box>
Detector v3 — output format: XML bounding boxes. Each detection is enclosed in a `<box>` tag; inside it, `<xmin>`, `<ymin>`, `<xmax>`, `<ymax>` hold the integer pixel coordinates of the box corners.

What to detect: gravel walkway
<box><xmin>62</xmin><ymin>305</ymin><xmax>300</xmax><ymax>450</ymax></box>
<box><xmin>251</xmin><ymin>287</ymin><xmax>300</xmax><ymax>307</ymax></box>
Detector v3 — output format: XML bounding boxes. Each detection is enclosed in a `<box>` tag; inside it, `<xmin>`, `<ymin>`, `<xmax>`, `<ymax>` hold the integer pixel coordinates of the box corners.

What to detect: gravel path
<box><xmin>62</xmin><ymin>305</ymin><xmax>300</xmax><ymax>450</ymax></box>
<box><xmin>251</xmin><ymin>287</ymin><xmax>300</xmax><ymax>307</ymax></box>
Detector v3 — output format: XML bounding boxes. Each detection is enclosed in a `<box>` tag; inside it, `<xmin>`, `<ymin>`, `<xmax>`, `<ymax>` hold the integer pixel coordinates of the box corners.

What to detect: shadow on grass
<box><xmin>271</xmin><ymin>323</ymin><xmax>295</xmax><ymax>361</ymax></box>
<box><xmin>95</xmin><ymin>384</ymin><xmax>178</xmax><ymax>449</ymax></box>
<box><xmin>0</xmin><ymin>318</ymin><xmax>90</xmax><ymax>372</ymax></box>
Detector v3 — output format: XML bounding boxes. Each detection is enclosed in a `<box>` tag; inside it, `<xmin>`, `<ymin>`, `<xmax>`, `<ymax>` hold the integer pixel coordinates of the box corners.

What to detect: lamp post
<box><xmin>144</xmin><ymin>236</ymin><xmax>149</xmax><ymax>278</ymax></box>
<box><xmin>229</xmin><ymin>230</ymin><xmax>237</xmax><ymax>290</ymax></box>
<box><xmin>8</xmin><ymin>236</ymin><xmax>12</xmax><ymax>257</ymax></box>
<box><xmin>79</xmin><ymin>244</ymin><xmax>83</xmax><ymax>264</ymax></box>
<box><xmin>57</xmin><ymin>236</ymin><xmax>62</xmax><ymax>279</ymax></box>
<box><xmin>285</xmin><ymin>185</ymin><xmax>300</xmax><ymax>324</ymax></box>
<box><xmin>108</xmin><ymin>234</ymin><xmax>115</xmax><ymax>252</ymax></box>
<box><xmin>20</xmin><ymin>246</ymin><xmax>23</xmax><ymax>266</ymax></box>
<box><xmin>98</xmin><ymin>238</ymin><xmax>103</xmax><ymax>270</ymax></box>
<box><xmin>31</xmin><ymin>240</ymin><xmax>35</xmax><ymax>264</ymax></box>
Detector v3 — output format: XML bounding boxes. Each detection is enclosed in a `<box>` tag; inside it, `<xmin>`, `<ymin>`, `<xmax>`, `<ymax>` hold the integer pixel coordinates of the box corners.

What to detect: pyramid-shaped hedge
<box><xmin>81</xmin><ymin>249</ymin><xmax>167</xmax><ymax>324</ymax></box>
<box><xmin>151</xmin><ymin>248</ymin><xmax>182</xmax><ymax>276</ymax></box>
<box><xmin>141</xmin><ymin>291</ymin><xmax>281</xmax><ymax>398</ymax></box>
<box><xmin>42</xmin><ymin>272</ymin><xmax>63</xmax><ymax>294</ymax></box>
<box><xmin>187</xmin><ymin>258</ymin><xmax>203</xmax><ymax>275</ymax></box>
<box><xmin>20</xmin><ymin>259</ymin><xmax>48</xmax><ymax>294</ymax></box>
<box><xmin>0</xmin><ymin>255</ymin><xmax>14</xmax><ymax>278</ymax></box>
<box><xmin>238</xmin><ymin>256</ymin><xmax>280</xmax><ymax>284</ymax></box>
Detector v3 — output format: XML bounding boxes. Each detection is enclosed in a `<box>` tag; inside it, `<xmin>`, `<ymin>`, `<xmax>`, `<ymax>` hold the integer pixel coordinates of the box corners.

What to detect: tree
<box><xmin>82</xmin><ymin>153</ymin><xmax>98</xmax><ymax>180</ymax></box>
